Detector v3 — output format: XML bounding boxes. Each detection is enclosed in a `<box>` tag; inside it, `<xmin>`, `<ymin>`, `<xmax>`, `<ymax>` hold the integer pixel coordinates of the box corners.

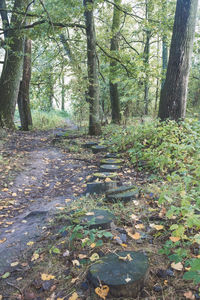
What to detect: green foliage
<box><xmin>31</xmin><ymin>109</ymin><xmax>70</xmax><ymax>129</ymax></box>
<box><xmin>184</xmin><ymin>259</ymin><xmax>200</xmax><ymax>284</ymax></box>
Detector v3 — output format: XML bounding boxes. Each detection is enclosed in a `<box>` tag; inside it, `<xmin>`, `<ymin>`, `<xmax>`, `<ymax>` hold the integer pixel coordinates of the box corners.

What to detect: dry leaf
<box><xmin>65</xmin><ymin>199</ymin><xmax>71</xmax><ymax>203</ymax></box>
<box><xmin>169</xmin><ymin>236</ymin><xmax>180</xmax><ymax>242</ymax></box>
<box><xmin>95</xmin><ymin>285</ymin><xmax>109</xmax><ymax>300</ymax></box>
<box><xmin>90</xmin><ymin>253</ymin><xmax>100</xmax><ymax>262</ymax></box>
<box><xmin>171</xmin><ymin>262</ymin><xmax>183</xmax><ymax>271</ymax></box>
<box><xmin>125</xmin><ymin>276</ymin><xmax>131</xmax><ymax>283</ymax></box>
<box><xmin>127</xmin><ymin>230</ymin><xmax>141</xmax><ymax>240</ymax></box>
<box><xmin>0</xmin><ymin>238</ymin><xmax>6</xmax><ymax>244</ymax></box>
<box><xmin>71</xmin><ymin>277</ymin><xmax>79</xmax><ymax>284</ymax></box>
<box><xmin>105</xmin><ymin>177</ymin><xmax>112</xmax><ymax>182</ymax></box>
<box><xmin>31</xmin><ymin>253</ymin><xmax>40</xmax><ymax>261</ymax></box>
<box><xmin>69</xmin><ymin>292</ymin><xmax>79</xmax><ymax>300</ymax></box>
<box><xmin>85</xmin><ymin>212</ymin><xmax>95</xmax><ymax>216</ymax></box>
<box><xmin>0</xmin><ymin>295</ymin><xmax>2</xmax><ymax>300</ymax></box>
<box><xmin>41</xmin><ymin>273</ymin><xmax>55</xmax><ymax>281</ymax></box>
<box><xmin>90</xmin><ymin>243</ymin><xmax>96</xmax><ymax>248</ymax></box>
<box><xmin>150</xmin><ymin>224</ymin><xmax>164</xmax><ymax>230</ymax></box>
<box><xmin>135</xmin><ymin>224</ymin><xmax>145</xmax><ymax>229</ymax></box>
<box><xmin>10</xmin><ymin>261</ymin><xmax>19</xmax><ymax>267</ymax></box>
<box><xmin>118</xmin><ymin>254</ymin><xmax>133</xmax><ymax>262</ymax></box>
<box><xmin>72</xmin><ymin>259</ymin><xmax>80</xmax><ymax>266</ymax></box>
<box><xmin>27</xmin><ymin>241</ymin><xmax>34</xmax><ymax>246</ymax></box>
<box><xmin>78</xmin><ymin>254</ymin><xmax>87</xmax><ymax>259</ymax></box>
<box><xmin>184</xmin><ymin>291</ymin><xmax>195</xmax><ymax>299</ymax></box>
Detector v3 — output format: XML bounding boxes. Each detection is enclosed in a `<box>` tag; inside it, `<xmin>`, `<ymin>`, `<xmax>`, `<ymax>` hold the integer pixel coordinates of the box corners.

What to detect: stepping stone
<box><xmin>105</xmin><ymin>153</ymin><xmax>120</xmax><ymax>159</ymax></box>
<box><xmin>106</xmin><ymin>185</ymin><xmax>136</xmax><ymax>196</ymax></box>
<box><xmin>82</xmin><ymin>141</ymin><xmax>98</xmax><ymax>148</ymax></box>
<box><xmin>101</xmin><ymin>158</ymin><xmax>123</xmax><ymax>165</ymax></box>
<box><xmin>100</xmin><ymin>164</ymin><xmax>121</xmax><ymax>172</ymax></box>
<box><xmin>87</xmin><ymin>251</ymin><xmax>149</xmax><ymax>298</ymax></box>
<box><xmin>85</xmin><ymin>181</ymin><xmax>117</xmax><ymax>195</ymax></box>
<box><xmin>92</xmin><ymin>145</ymin><xmax>108</xmax><ymax>154</ymax></box>
<box><xmin>78</xmin><ymin>209</ymin><xmax>115</xmax><ymax>229</ymax></box>
<box><xmin>106</xmin><ymin>191</ymin><xmax>138</xmax><ymax>203</ymax></box>
<box><xmin>93</xmin><ymin>172</ymin><xmax>118</xmax><ymax>180</ymax></box>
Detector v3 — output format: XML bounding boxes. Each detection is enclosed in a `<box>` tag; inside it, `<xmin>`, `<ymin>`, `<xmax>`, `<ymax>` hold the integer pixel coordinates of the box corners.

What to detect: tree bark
<box><xmin>61</xmin><ymin>72</ymin><xmax>65</xmax><ymax>111</ymax></box>
<box><xmin>158</xmin><ymin>0</ymin><xmax>198</xmax><ymax>121</ymax></box>
<box><xmin>109</xmin><ymin>0</ymin><xmax>121</xmax><ymax>124</ymax></box>
<box><xmin>144</xmin><ymin>0</ymin><xmax>150</xmax><ymax>115</ymax></box>
<box><xmin>0</xmin><ymin>0</ymin><xmax>28</xmax><ymax>129</ymax></box>
<box><xmin>18</xmin><ymin>39</ymin><xmax>33</xmax><ymax>131</ymax></box>
<box><xmin>83</xmin><ymin>0</ymin><xmax>101</xmax><ymax>135</ymax></box>
<box><xmin>161</xmin><ymin>0</ymin><xmax>168</xmax><ymax>88</ymax></box>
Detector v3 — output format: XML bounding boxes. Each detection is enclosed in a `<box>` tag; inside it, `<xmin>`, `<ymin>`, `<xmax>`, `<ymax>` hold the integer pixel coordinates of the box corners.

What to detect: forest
<box><xmin>0</xmin><ymin>0</ymin><xmax>200</xmax><ymax>299</ymax></box>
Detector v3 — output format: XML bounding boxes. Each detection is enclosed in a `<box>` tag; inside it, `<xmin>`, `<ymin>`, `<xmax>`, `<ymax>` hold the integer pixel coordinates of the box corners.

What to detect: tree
<box><xmin>0</xmin><ymin>0</ymin><xmax>29</xmax><ymax>129</ymax></box>
<box><xmin>109</xmin><ymin>0</ymin><xmax>121</xmax><ymax>124</ymax></box>
<box><xmin>18</xmin><ymin>38</ymin><xmax>33</xmax><ymax>131</ymax></box>
<box><xmin>83</xmin><ymin>0</ymin><xmax>101</xmax><ymax>135</ymax></box>
<box><xmin>158</xmin><ymin>0</ymin><xmax>199</xmax><ymax>121</ymax></box>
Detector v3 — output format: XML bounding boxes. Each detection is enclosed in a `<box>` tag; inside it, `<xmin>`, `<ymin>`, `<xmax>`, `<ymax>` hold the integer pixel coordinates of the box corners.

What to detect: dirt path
<box><xmin>0</xmin><ymin>128</ymin><xmax>95</xmax><ymax>275</ymax></box>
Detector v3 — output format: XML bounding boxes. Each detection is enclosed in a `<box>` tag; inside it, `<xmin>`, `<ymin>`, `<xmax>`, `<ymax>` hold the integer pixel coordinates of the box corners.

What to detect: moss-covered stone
<box><xmin>85</xmin><ymin>181</ymin><xmax>117</xmax><ymax>195</ymax></box>
<box><xmin>105</xmin><ymin>153</ymin><xmax>120</xmax><ymax>159</ymax></box>
<box><xmin>79</xmin><ymin>209</ymin><xmax>115</xmax><ymax>229</ymax></box>
<box><xmin>82</xmin><ymin>141</ymin><xmax>98</xmax><ymax>148</ymax></box>
<box><xmin>93</xmin><ymin>172</ymin><xmax>118</xmax><ymax>179</ymax></box>
<box><xmin>92</xmin><ymin>145</ymin><xmax>108</xmax><ymax>154</ymax></box>
<box><xmin>87</xmin><ymin>251</ymin><xmax>149</xmax><ymax>298</ymax></box>
<box><xmin>106</xmin><ymin>191</ymin><xmax>138</xmax><ymax>202</ymax></box>
<box><xmin>100</xmin><ymin>158</ymin><xmax>123</xmax><ymax>165</ymax></box>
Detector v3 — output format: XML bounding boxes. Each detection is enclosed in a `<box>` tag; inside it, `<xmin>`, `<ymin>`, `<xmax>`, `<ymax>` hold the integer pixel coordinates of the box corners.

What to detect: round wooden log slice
<box><xmin>105</xmin><ymin>153</ymin><xmax>120</xmax><ymax>159</ymax></box>
<box><xmin>85</xmin><ymin>181</ymin><xmax>117</xmax><ymax>195</ymax></box>
<box><xmin>93</xmin><ymin>172</ymin><xmax>118</xmax><ymax>180</ymax></box>
<box><xmin>79</xmin><ymin>209</ymin><xmax>115</xmax><ymax>229</ymax></box>
<box><xmin>54</xmin><ymin>132</ymin><xmax>66</xmax><ymax>138</ymax></box>
<box><xmin>82</xmin><ymin>141</ymin><xmax>98</xmax><ymax>148</ymax></box>
<box><xmin>106</xmin><ymin>185</ymin><xmax>136</xmax><ymax>196</ymax></box>
<box><xmin>101</xmin><ymin>158</ymin><xmax>123</xmax><ymax>165</ymax></box>
<box><xmin>100</xmin><ymin>164</ymin><xmax>121</xmax><ymax>172</ymax></box>
<box><xmin>106</xmin><ymin>191</ymin><xmax>137</xmax><ymax>203</ymax></box>
<box><xmin>87</xmin><ymin>251</ymin><xmax>149</xmax><ymax>298</ymax></box>
<box><xmin>91</xmin><ymin>145</ymin><xmax>108</xmax><ymax>154</ymax></box>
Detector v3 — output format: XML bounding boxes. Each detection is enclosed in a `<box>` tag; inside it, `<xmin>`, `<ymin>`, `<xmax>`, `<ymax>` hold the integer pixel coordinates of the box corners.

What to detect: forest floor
<box><xmin>0</xmin><ymin>125</ymin><xmax>196</xmax><ymax>300</ymax></box>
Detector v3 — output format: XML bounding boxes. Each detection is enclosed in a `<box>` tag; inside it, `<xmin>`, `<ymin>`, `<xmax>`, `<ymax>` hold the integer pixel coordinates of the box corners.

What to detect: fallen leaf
<box><xmin>78</xmin><ymin>254</ymin><xmax>87</xmax><ymax>259</ymax></box>
<box><xmin>118</xmin><ymin>254</ymin><xmax>133</xmax><ymax>261</ymax></box>
<box><xmin>105</xmin><ymin>177</ymin><xmax>112</xmax><ymax>182</ymax></box>
<box><xmin>85</xmin><ymin>212</ymin><xmax>95</xmax><ymax>216</ymax></box>
<box><xmin>184</xmin><ymin>291</ymin><xmax>195</xmax><ymax>299</ymax></box>
<box><xmin>0</xmin><ymin>296</ymin><xmax>2</xmax><ymax>300</ymax></box>
<box><xmin>95</xmin><ymin>286</ymin><xmax>109</xmax><ymax>300</ymax></box>
<box><xmin>63</xmin><ymin>250</ymin><xmax>70</xmax><ymax>257</ymax></box>
<box><xmin>27</xmin><ymin>241</ymin><xmax>34</xmax><ymax>246</ymax></box>
<box><xmin>127</xmin><ymin>230</ymin><xmax>141</xmax><ymax>240</ymax></box>
<box><xmin>12</xmin><ymin>193</ymin><xmax>17</xmax><ymax>197</ymax></box>
<box><xmin>90</xmin><ymin>253</ymin><xmax>100</xmax><ymax>262</ymax></box>
<box><xmin>1</xmin><ymin>272</ymin><xmax>10</xmax><ymax>279</ymax></box>
<box><xmin>71</xmin><ymin>277</ymin><xmax>79</xmax><ymax>283</ymax></box>
<box><xmin>90</xmin><ymin>243</ymin><xmax>96</xmax><ymax>248</ymax></box>
<box><xmin>135</xmin><ymin>224</ymin><xmax>145</xmax><ymax>230</ymax></box>
<box><xmin>10</xmin><ymin>261</ymin><xmax>19</xmax><ymax>267</ymax></box>
<box><xmin>72</xmin><ymin>260</ymin><xmax>80</xmax><ymax>266</ymax></box>
<box><xmin>69</xmin><ymin>292</ymin><xmax>79</xmax><ymax>300</ymax></box>
<box><xmin>150</xmin><ymin>224</ymin><xmax>164</xmax><ymax>230</ymax></box>
<box><xmin>31</xmin><ymin>253</ymin><xmax>40</xmax><ymax>261</ymax></box>
<box><xmin>125</xmin><ymin>276</ymin><xmax>131</xmax><ymax>283</ymax></box>
<box><xmin>41</xmin><ymin>273</ymin><xmax>55</xmax><ymax>281</ymax></box>
<box><xmin>169</xmin><ymin>236</ymin><xmax>180</xmax><ymax>242</ymax></box>
<box><xmin>0</xmin><ymin>238</ymin><xmax>6</xmax><ymax>244</ymax></box>
<box><xmin>65</xmin><ymin>199</ymin><xmax>71</xmax><ymax>203</ymax></box>
<box><xmin>171</xmin><ymin>262</ymin><xmax>183</xmax><ymax>271</ymax></box>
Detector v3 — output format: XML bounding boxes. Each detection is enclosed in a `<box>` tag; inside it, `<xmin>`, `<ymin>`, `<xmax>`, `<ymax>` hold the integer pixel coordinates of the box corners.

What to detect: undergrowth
<box><xmin>103</xmin><ymin>119</ymin><xmax>200</xmax><ymax>285</ymax></box>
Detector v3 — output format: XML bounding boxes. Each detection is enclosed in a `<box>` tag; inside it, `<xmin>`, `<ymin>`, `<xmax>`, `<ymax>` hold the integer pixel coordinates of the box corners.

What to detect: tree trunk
<box><xmin>144</xmin><ymin>0</ymin><xmax>150</xmax><ymax>115</ymax></box>
<box><xmin>83</xmin><ymin>0</ymin><xmax>101</xmax><ymax>135</ymax></box>
<box><xmin>158</xmin><ymin>0</ymin><xmax>198</xmax><ymax>121</ymax></box>
<box><xmin>109</xmin><ymin>0</ymin><xmax>121</xmax><ymax>124</ymax></box>
<box><xmin>61</xmin><ymin>73</ymin><xmax>65</xmax><ymax>111</ymax></box>
<box><xmin>0</xmin><ymin>0</ymin><xmax>28</xmax><ymax>129</ymax></box>
<box><xmin>18</xmin><ymin>39</ymin><xmax>33</xmax><ymax>131</ymax></box>
<box><xmin>161</xmin><ymin>0</ymin><xmax>168</xmax><ymax>88</ymax></box>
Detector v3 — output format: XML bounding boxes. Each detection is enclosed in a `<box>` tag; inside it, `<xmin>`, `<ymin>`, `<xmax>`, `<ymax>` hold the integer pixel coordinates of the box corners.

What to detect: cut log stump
<box><xmin>93</xmin><ymin>172</ymin><xmax>118</xmax><ymax>180</ymax></box>
<box><xmin>100</xmin><ymin>164</ymin><xmax>121</xmax><ymax>172</ymax></box>
<box><xmin>85</xmin><ymin>181</ymin><xmax>117</xmax><ymax>195</ymax></box>
<box><xmin>100</xmin><ymin>158</ymin><xmax>123</xmax><ymax>165</ymax></box>
<box><xmin>87</xmin><ymin>251</ymin><xmax>149</xmax><ymax>298</ymax></box>
<box><xmin>106</xmin><ymin>191</ymin><xmax>138</xmax><ymax>203</ymax></box>
<box><xmin>79</xmin><ymin>209</ymin><xmax>115</xmax><ymax>229</ymax></box>
<box><xmin>106</xmin><ymin>185</ymin><xmax>137</xmax><ymax>196</ymax></box>
<box><xmin>105</xmin><ymin>153</ymin><xmax>120</xmax><ymax>159</ymax></box>
<box><xmin>92</xmin><ymin>145</ymin><xmax>108</xmax><ymax>154</ymax></box>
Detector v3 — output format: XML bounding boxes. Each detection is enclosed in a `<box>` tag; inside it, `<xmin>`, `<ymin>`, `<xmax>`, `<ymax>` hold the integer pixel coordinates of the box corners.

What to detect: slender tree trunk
<box><xmin>158</xmin><ymin>0</ymin><xmax>198</xmax><ymax>121</ymax></box>
<box><xmin>155</xmin><ymin>39</ymin><xmax>160</xmax><ymax>112</ymax></box>
<box><xmin>83</xmin><ymin>0</ymin><xmax>101</xmax><ymax>135</ymax></box>
<box><xmin>18</xmin><ymin>39</ymin><xmax>32</xmax><ymax>131</ymax></box>
<box><xmin>0</xmin><ymin>0</ymin><xmax>28</xmax><ymax>129</ymax></box>
<box><xmin>161</xmin><ymin>0</ymin><xmax>168</xmax><ymax>88</ymax></box>
<box><xmin>144</xmin><ymin>0</ymin><xmax>150</xmax><ymax>115</ymax></box>
<box><xmin>61</xmin><ymin>73</ymin><xmax>65</xmax><ymax>111</ymax></box>
<box><xmin>109</xmin><ymin>0</ymin><xmax>121</xmax><ymax>124</ymax></box>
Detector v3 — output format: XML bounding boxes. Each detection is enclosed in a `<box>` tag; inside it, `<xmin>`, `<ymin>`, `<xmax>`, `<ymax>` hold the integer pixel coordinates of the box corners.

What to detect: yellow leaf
<box><xmin>90</xmin><ymin>253</ymin><xmax>100</xmax><ymax>262</ymax></box>
<box><xmin>105</xmin><ymin>177</ymin><xmax>112</xmax><ymax>182</ymax></box>
<box><xmin>150</xmin><ymin>224</ymin><xmax>164</xmax><ymax>230</ymax></box>
<box><xmin>121</xmin><ymin>243</ymin><xmax>127</xmax><ymax>247</ymax></box>
<box><xmin>69</xmin><ymin>292</ymin><xmax>79</xmax><ymax>300</ymax></box>
<box><xmin>90</xmin><ymin>243</ymin><xmax>96</xmax><ymax>248</ymax></box>
<box><xmin>118</xmin><ymin>254</ymin><xmax>133</xmax><ymax>261</ymax></box>
<box><xmin>71</xmin><ymin>277</ymin><xmax>79</xmax><ymax>283</ymax></box>
<box><xmin>41</xmin><ymin>273</ymin><xmax>55</xmax><ymax>281</ymax></box>
<box><xmin>12</xmin><ymin>193</ymin><xmax>17</xmax><ymax>197</ymax></box>
<box><xmin>0</xmin><ymin>238</ymin><xmax>6</xmax><ymax>244</ymax></box>
<box><xmin>85</xmin><ymin>212</ymin><xmax>95</xmax><ymax>216</ymax></box>
<box><xmin>135</xmin><ymin>224</ymin><xmax>145</xmax><ymax>230</ymax></box>
<box><xmin>27</xmin><ymin>241</ymin><xmax>34</xmax><ymax>246</ymax></box>
<box><xmin>10</xmin><ymin>261</ymin><xmax>19</xmax><ymax>267</ymax></box>
<box><xmin>2</xmin><ymin>188</ymin><xmax>8</xmax><ymax>192</ymax></box>
<box><xmin>171</xmin><ymin>262</ymin><xmax>183</xmax><ymax>271</ymax></box>
<box><xmin>78</xmin><ymin>254</ymin><xmax>87</xmax><ymax>259</ymax></box>
<box><xmin>130</xmin><ymin>214</ymin><xmax>138</xmax><ymax>221</ymax></box>
<box><xmin>31</xmin><ymin>253</ymin><xmax>40</xmax><ymax>261</ymax></box>
<box><xmin>95</xmin><ymin>286</ymin><xmax>109</xmax><ymax>300</ymax></box>
<box><xmin>72</xmin><ymin>260</ymin><xmax>80</xmax><ymax>266</ymax></box>
<box><xmin>169</xmin><ymin>236</ymin><xmax>180</xmax><ymax>242</ymax></box>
